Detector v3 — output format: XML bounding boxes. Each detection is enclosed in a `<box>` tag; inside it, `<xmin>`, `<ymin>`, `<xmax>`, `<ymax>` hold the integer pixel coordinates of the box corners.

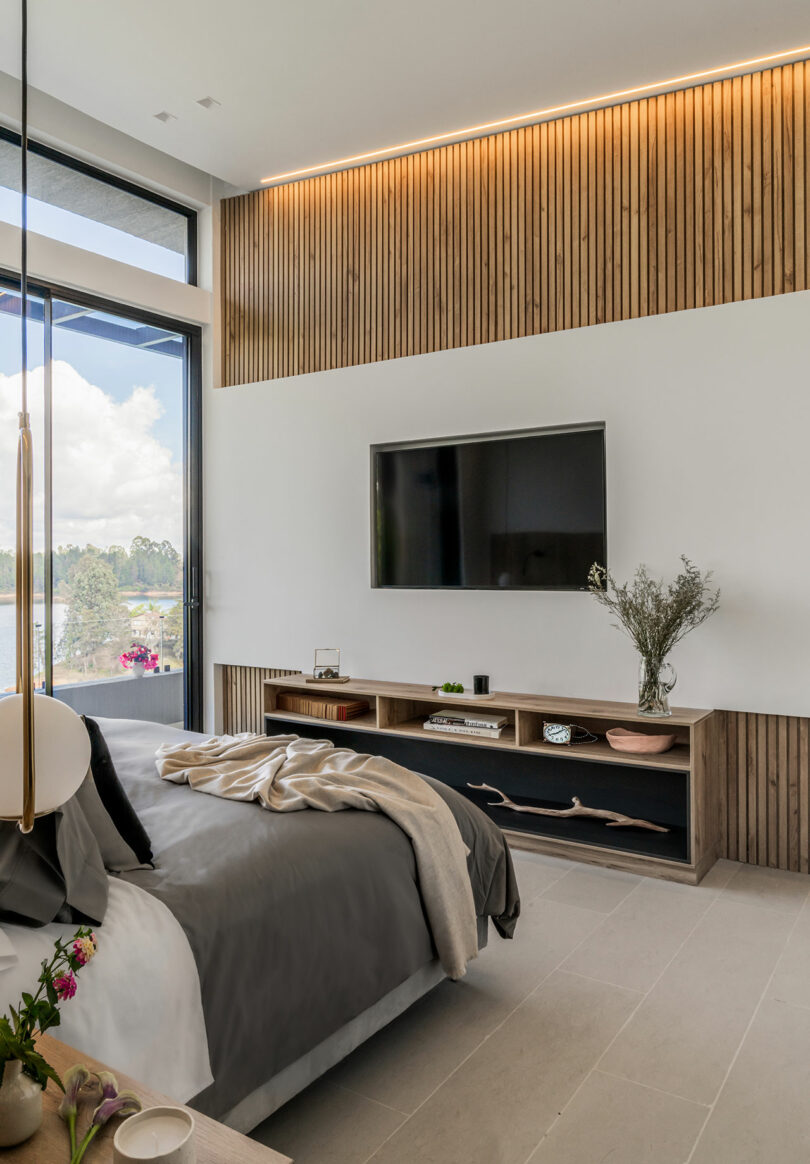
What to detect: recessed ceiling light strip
<box><xmin>261</xmin><ymin>44</ymin><xmax>810</xmax><ymax>186</ymax></box>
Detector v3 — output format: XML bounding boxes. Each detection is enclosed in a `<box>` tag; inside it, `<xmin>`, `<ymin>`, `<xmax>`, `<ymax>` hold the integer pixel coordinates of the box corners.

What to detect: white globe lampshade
<box><xmin>0</xmin><ymin>694</ymin><xmax>90</xmax><ymax>821</ymax></box>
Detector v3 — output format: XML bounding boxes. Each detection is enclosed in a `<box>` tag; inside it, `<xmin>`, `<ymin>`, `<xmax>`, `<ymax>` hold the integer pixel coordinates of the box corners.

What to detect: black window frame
<box><xmin>0</xmin><ymin>126</ymin><xmax>198</xmax><ymax>285</ymax></box>
<box><xmin>0</xmin><ymin>269</ymin><xmax>204</xmax><ymax>730</ymax></box>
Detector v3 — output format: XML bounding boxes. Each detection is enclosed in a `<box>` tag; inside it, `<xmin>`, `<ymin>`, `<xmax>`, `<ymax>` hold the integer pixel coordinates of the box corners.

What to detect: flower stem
<box><xmin>71</xmin><ymin>1124</ymin><xmax>99</xmax><ymax>1164</ymax></box>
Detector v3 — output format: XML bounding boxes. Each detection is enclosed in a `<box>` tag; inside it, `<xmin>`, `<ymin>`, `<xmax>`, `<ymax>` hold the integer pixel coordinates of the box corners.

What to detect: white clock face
<box><xmin>544</xmin><ymin>723</ymin><xmax>572</xmax><ymax>744</ymax></box>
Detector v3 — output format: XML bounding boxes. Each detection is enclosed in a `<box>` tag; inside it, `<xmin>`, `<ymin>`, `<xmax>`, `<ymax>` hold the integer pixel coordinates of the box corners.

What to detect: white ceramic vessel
<box><xmin>0</xmin><ymin>1060</ymin><xmax>43</xmax><ymax>1147</ymax></box>
<box><xmin>113</xmin><ymin>1106</ymin><xmax>195</xmax><ymax>1163</ymax></box>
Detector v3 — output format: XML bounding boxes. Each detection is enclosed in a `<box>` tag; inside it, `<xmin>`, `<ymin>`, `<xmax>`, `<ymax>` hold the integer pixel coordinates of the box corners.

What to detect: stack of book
<box><xmin>277</xmin><ymin>692</ymin><xmax>370</xmax><ymax>722</ymax></box>
<box><xmin>424</xmin><ymin>708</ymin><xmax>508</xmax><ymax>739</ymax></box>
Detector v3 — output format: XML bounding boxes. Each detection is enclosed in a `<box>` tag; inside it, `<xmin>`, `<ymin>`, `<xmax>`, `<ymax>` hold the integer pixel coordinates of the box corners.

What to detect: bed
<box><xmin>2</xmin><ymin>717</ymin><xmax>519</xmax><ymax>1134</ymax></box>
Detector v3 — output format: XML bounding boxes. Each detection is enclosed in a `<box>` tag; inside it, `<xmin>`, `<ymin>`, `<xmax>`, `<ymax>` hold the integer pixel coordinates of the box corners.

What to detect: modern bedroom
<box><xmin>0</xmin><ymin>3</ymin><xmax>809</xmax><ymax>1162</ymax></box>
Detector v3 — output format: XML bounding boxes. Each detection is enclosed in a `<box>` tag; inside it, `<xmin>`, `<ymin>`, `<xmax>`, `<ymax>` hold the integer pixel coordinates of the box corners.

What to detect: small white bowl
<box><xmin>113</xmin><ymin>1106</ymin><xmax>195</xmax><ymax>1164</ymax></box>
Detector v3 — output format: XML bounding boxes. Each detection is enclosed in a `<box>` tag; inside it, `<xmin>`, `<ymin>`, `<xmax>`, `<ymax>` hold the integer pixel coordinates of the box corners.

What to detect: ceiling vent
<box><xmin>154</xmin><ymin>111</ymin><xmax>177</xmax><ymax>123</ymax></box>
<box><xmin>196</xmin><ymin>96</ymin><xmax>221</xmax><ymax>110</ymax></box>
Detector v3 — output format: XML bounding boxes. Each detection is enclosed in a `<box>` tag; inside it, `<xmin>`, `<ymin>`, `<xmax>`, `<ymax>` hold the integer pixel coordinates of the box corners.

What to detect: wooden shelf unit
<box><xmin>263</xmin><ymin>676</ymin><xmax>720</xmax><ymax>884</ymax></box>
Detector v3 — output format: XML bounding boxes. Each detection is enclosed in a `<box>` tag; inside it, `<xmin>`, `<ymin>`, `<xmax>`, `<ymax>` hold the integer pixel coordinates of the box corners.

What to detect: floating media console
<box><xmin>263</xmin><ymin>677</ymin><xmax>720</xmax><ymax>884</ymax></box>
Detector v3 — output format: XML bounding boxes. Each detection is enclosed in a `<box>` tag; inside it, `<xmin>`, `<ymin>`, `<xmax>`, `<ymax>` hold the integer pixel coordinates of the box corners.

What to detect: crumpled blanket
<box><xmin>156</xmin><ymin>731</ymin><xmax>478</xmax><ymax>979</ymax></box>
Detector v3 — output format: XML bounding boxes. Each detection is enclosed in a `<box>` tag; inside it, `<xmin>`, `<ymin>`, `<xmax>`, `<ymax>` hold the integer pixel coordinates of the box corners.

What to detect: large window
<box><xmin>0</xmin><ymin>130</ymin><xmax>196</xmax><ymax>283</ymax></box>
<box><xmin>0</xmin><ymin>278</ymin><xmax>202</xmax><ymax>728</ymax></box>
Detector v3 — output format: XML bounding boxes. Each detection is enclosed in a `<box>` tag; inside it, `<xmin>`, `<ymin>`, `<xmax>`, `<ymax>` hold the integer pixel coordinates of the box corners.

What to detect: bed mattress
<box><xmin>99</xmin><ymin>717</ymin><xmax>519</xmax><ymax>1119</ymax></box>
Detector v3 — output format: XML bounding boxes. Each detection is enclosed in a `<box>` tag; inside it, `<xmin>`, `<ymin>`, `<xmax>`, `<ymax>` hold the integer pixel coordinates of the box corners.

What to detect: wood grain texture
<box><xmin>218</xmin><ymin>667</ymin><xmax>810</xmax><ymax>875</ymax></box>
<box><xmin>222</xmin><ymin>60</ymin><xmax>810</xmax><ymax>386</ymax></box>
<box><xmin>718</xmin><ymin>709</ymin><xmax>810</xmax><ymax>873</ymax></box>
<box><xmin>222</xmin><ymin>664</ymin><xmax>301</xmax><ymax>734</ymax></box>
<box><xmin>3</xmin><ymin>1035</ymin><xmax>291</xmax><ymax>1164</ymax></box>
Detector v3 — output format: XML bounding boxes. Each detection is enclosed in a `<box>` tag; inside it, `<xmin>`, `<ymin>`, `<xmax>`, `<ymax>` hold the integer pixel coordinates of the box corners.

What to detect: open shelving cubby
<box><xmin>262</xmin><ymin>676</ymin><xmax>720</xmax><ymax>884</ymax></box>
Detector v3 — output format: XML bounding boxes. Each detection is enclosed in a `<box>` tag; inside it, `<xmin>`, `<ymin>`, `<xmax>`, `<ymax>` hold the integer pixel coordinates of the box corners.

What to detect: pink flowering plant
<box><xmin>118</xmin><ymin>641</ymin><xmax>159</xmax><ymax>671</ymax></box>
<box><xmin>0</xmin><ymin>928</ymin><xmax>97</xmax><ymax>1093</ymax></box>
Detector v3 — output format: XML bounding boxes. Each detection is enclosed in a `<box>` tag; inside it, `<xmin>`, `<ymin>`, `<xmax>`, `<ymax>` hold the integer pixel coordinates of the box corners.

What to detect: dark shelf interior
<box><xmin>266</xmin><ymin>715</ymin><xmax>691</xmax><ymax>864</ymax></box>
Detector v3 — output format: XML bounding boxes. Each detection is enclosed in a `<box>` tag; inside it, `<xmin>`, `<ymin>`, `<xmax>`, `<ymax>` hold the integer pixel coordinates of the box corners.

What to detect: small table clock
<box><xmin>542</xmin><ymin>721</ymin><xmax>597</xmax><ymax>746</ymax></box>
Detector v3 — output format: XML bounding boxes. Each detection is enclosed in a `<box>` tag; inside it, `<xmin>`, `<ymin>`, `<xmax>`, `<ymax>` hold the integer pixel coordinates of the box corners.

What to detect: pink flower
<box><xmin>73</xmin><ymin>936</ymin><xmax>97</xmax><ymax>966</ymax></box>
<box><xmin>54</xmin><ymin>971</ymin><xmax>77</xmax><ymax>1000</ymax></box>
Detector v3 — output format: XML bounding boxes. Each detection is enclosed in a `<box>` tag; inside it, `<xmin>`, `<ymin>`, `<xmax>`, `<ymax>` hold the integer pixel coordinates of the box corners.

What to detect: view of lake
<box><xmin>0</xmin><ymin>595</ymin><xmax>177</xmax><ymax>691</ymax></box>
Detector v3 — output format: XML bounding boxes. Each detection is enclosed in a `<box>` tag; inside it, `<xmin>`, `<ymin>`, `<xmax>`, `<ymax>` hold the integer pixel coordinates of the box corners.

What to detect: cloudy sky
<box><xmin>0</xmin><ymin>360</ymin><xmax>183</xmax><ymax>551</ymax></box>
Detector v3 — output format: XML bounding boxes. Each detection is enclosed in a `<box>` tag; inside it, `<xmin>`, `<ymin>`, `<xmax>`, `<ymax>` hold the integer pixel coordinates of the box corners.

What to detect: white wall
<box><xmin>204</xmin><ymin>291</ymin><xmax>810</xmax><ymax>722</ymax></box>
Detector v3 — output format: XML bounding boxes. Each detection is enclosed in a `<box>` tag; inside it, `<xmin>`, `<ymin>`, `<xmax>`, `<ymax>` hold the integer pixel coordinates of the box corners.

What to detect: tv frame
<box><xmin>370</xmin><ymin>422</ymin><xmax>607</xmax><ymax>592</ymax></box>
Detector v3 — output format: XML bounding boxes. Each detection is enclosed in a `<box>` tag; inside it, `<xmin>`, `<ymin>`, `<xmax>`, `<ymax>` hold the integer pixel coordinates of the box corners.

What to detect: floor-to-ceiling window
<box><xmin>0</xmin><ymin>283</ymin><xmax>202</xmax><ymax>728</ymax></box>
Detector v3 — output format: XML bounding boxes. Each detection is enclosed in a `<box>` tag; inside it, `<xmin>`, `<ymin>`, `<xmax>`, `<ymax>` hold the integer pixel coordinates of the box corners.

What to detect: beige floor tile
<box><xmin>699</xmin><ymin>858</ymin><xmax>740</xmax><ymax>890</ymax></box>
<box><xmin>369</xmin><ymin>971</ymin><xmax>641</xmax><ymax>1164</ymax></box>
<box><xmin>328</xmin><ymin>896</ymin><xmax>604</xmax><ymax>1113</ymax></box>
<box><xmin>719</xmin><ymin>863</ymin><xmax>810</xmax><ymax>916</ymax></box>
<box><xmin>511</xmin><ymin>851</ymin><xmax>573</xmax><ymax>903</ymax></box>
<box><xmin>561</xmin><ymin>878</ymin><xmax>712</xmax><ymax>991</ymax></box>
<box><xmin>540</xmin><ymin>864</ymin><xmax>641</xmax><ymax>913</ymax></box>
<box><xmin>599</xmin><ymin>899</ymin><xmax>793</xmax><ymax>1103</ymax></box>
<box><xmin>527</xmin><ymin>1069</ymin><xmax>707</xmax><ymax>1163</ymax></box>
<box><xmin>250</xmin><ymin>1077</ymin><xmax>404</xmax><ymax>1164</ymax></box>
<box><xmin>690</xmin><ymin>998</ymin><xmax>810</xmax><ymax>1163</ymax></box>
<box><xmin>767</xmin><ymin>897</ymin><xmax>810</xmax><ymax>1009</ymax></box>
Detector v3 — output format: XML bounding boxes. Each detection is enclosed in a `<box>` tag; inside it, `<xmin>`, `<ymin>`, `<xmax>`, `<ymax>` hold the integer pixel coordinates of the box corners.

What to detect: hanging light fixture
<box><xmin>0</xmin><ymin>0</ymin><xmax>90</xmax><ymax>833</ymax></box>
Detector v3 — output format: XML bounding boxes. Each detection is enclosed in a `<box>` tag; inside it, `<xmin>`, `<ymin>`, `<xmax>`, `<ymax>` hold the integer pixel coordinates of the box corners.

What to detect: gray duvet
<box><xmin>98</xmin><ymin>718</ymin><xmax>519</xmax><ymax>1119</ymax></box>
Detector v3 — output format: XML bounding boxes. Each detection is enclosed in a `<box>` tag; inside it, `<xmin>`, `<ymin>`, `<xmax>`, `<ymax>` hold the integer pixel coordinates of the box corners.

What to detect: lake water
<box><xmin>0</xmin><ymin>595</ymin><xmax>178</xmax><ymax>691</ymax></box>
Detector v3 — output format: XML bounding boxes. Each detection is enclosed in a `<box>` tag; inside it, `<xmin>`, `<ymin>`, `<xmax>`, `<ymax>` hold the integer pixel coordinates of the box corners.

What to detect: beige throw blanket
<box><xmin>156</xmin><ymin>733</ymin><xmax>478</xmax><ymax>979</ymax></box>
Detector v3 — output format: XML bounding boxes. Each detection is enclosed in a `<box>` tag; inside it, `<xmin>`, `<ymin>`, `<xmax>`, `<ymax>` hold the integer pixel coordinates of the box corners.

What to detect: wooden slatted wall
<box><xmin>221</xmin><ymin>665</ymin><xmax>301</xmax><ymax>734</ymax></box>
<box><xmin>718</xmin><ymin>710</ymin><xmax>810</xmax><ymax>872</ymax></box>
<box><xmin>218</xmin><ymin>665</ymin><xmax>810</xmax><ymax>874</ymax></box>
<box><xmin>222</xmin><ymin>60</ymin><xmax>810</xmax><ymax>386</ymax></box>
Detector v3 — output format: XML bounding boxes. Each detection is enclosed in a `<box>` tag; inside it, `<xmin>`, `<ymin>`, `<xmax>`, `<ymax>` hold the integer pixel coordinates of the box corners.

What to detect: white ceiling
<box><xmin>1</xmin><ymin>0</ymin><xmax>809</xmax><ymax>190</ymax></box>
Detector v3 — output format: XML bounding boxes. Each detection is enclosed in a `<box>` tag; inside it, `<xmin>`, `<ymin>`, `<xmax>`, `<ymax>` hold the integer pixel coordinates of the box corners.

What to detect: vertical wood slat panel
<box><xmin>221</xmin><ymin>665</ymin><xmax>302</xmax><ymax>734</ymax></box>
<box><xmin>222</xmin><ymin>59</ymin><xmax>810</xmax><ymax>386</ymax></box>
<box><xmin>717</xmin><ymin>709</ymin><xmax>810</xmax><ymax>873</ymax></box>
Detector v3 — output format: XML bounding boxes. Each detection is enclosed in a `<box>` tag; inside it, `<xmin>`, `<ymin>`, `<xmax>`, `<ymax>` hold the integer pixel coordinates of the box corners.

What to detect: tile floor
<box><xmin>251</xmin><ymin>851</ymin><xmax>810</xmax><ymax>1164</ymax></box>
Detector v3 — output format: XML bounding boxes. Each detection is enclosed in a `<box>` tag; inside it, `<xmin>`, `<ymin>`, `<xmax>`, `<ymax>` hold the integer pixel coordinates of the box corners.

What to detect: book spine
<box><xmin>429</xmin><ymin>715</ymin><xmax>505</xmax><ymax>730</ymax></box>
<box><xmin>424</xmin><ymin>721</ymin><xmax>502</xmax><ymax>739</ymax></box>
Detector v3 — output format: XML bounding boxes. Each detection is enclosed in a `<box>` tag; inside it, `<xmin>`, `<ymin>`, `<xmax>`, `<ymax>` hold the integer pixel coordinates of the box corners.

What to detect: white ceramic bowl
<box><xmin>113</xmin><ymin>1106</ymin><xmax>195</xmax><ymax>1164</ymax></box>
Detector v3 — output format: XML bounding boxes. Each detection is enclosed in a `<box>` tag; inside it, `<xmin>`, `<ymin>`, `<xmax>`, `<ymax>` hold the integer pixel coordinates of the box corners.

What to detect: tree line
<box><xmin>0</xmin><ymin>536</ymin><xmax>182</xmax><ymax>594</ymax></box>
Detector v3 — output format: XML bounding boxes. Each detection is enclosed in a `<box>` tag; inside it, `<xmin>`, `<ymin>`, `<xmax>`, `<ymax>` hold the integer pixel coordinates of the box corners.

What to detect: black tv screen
<box><xmin>372</xmin><ymin>425</ymin><xmax>606</xmax><ymax>590</ymax></box>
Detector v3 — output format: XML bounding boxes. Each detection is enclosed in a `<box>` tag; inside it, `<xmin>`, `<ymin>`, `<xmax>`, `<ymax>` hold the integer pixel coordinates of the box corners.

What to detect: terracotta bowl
<box><xmin>606</xmin><ymin>726</ymin><xmax>676</xmax><ymax>755</ymax></box>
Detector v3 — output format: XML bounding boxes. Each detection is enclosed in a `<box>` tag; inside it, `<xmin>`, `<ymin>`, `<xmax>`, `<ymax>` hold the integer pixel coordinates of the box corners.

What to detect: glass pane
<box><xmin>0</xmin><ymin>286</ymin><xmax>46</xmax><ymax>697</ymax></box>
<box><xmin>0</xmin><ymin>137</ymin><xmax>189</xmax><ymax>281</ymax></box>
<box><xmin>50</xmin><ymin>299</ymin><xmax>185</xmax><ymax>722</ymax></box>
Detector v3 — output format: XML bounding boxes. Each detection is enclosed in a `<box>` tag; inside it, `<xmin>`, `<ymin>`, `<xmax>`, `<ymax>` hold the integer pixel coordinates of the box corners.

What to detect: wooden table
<box><xmin>2</xmin><ymin>1034</ymin><xmax>291</xmax><ymax>1163</ymax></box>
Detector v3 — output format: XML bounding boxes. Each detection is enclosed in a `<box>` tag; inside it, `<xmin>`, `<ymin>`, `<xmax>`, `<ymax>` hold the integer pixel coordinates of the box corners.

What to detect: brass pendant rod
<box><xmin>16</xmin><ymin>0</ymin><xmax>35</xmax><ymax>834</ymax></box>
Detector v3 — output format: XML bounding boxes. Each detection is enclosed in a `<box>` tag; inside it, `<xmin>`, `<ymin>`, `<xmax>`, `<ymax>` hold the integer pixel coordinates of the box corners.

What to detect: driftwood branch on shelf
<box><xmin>467</xmin><ymin>784</ymin><xmax>669</xmax><ymax>833</ymax></box>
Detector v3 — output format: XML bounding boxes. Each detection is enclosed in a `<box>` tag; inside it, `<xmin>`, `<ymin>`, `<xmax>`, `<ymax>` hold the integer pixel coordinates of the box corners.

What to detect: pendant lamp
<box><xmin>0</xmin><ymin>0</ymin><xmax>90</xmax><ymax>833</ymax></box>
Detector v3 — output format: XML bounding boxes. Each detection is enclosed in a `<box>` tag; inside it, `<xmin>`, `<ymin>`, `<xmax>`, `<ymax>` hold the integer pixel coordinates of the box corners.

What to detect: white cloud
<box><xmin>0</xmin><ymin>361</ymin><xmax>182</xmax><ymax>550</ymax></box>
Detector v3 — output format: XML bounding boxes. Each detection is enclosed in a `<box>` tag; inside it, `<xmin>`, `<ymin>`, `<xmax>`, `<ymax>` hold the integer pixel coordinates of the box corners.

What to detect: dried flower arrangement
<box><xmin>588</xmin><ymin>557</ymin><xmax>720</xmax><ymax>715</ymax></box>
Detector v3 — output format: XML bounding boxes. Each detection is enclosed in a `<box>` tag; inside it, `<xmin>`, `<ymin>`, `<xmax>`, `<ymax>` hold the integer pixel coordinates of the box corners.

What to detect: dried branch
<box><xmin>468</xmin><ymin>784</ymin><xmax>669</xmax><ymax>833</ymax></box>
<box><xmin>587</xmin><ymin>557</ymin><xmax>720</xmax><ymax>665</ymax></box>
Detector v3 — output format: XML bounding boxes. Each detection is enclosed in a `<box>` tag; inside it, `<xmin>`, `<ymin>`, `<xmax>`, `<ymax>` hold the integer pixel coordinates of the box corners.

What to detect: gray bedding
<box><xmin>98</xmin><ymin>718</ymin><xmax>519</xmax><ymax>1119</ymax></box>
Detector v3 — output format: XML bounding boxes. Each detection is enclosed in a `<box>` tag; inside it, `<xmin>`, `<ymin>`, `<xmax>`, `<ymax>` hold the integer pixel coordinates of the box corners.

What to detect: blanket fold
<box><xmin>156</xmin><ymin>732</ymin><xmax>479</xmax><ymax>979</ymax></box>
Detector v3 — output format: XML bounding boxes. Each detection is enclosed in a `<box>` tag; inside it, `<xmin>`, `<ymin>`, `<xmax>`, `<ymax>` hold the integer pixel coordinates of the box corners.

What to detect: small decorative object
<box><xmin>606</xmin><ymin>726</ymin><xmax>676</xmax><ymax>755</ymax></box>
<box><xmin>473</xmin><ymin>675</ymin><xmax>490</xmax><ymax>695</ymax></box>
<box><xmin>119</xmin><ymin>642</ymin><xmax>159</xmax><ymax>678</ymax></box>
<box><xmin>307</xmin><ymin>648</ymin><xmax>350</xmax><ymax>683</ymax></box>
<box><xmin>588</xmin><ymin>557</ymin><xmax>720</xmax><ymax>717</ymax></box>
<box><xmin>113</xmin><ymin>1105</ymin><xmax>194</xmax><ymax>1164</ymax></box>
<box><xmin>469</xmin><ymin>784</ymin><xmax>669</xmax><ymax>832</ymax></box>
<box><xmin>434</xmin><ymin>681</ymin><xmax>464</xmax><ymax>694</ymax></box>
<box><xmin>61</xmin><ymin>1067</ymin><xmax>142</xmax><ymax>1163</ymax></box>
<box><xmin>542</xmin><ymin>722</ymin><xmax>598</xmax><ymax>746</ymax></box>
<box><xmin>0</xmin><ymin>928</ymin><xmax>97</xmax><ymax>1148</ymax></box>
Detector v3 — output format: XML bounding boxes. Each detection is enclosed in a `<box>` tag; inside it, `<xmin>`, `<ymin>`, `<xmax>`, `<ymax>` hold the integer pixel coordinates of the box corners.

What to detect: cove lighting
<box><xmin>261</xmin><ymin>44</ymin><xmax>810</xmax><ymax>186</ymax></box>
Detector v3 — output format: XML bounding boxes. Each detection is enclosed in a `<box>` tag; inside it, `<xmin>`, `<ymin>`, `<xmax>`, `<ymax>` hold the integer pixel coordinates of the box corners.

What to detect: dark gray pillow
<box><xmin>74</xmin><ymin>773</ymin><xmax>152</xmax><ymax>873</ymax></box>
<box><xmin>0</xmin><ymin>798</ymin><xmax>109</xmax><ymax>927</ymax></box>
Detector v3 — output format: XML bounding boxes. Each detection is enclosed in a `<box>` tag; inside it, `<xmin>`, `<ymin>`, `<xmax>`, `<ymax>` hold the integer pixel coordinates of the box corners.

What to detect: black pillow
<box><xmin>83</xmin><ymin>716</ymin><xmax>153</xmax><ymax>866</ymax></box>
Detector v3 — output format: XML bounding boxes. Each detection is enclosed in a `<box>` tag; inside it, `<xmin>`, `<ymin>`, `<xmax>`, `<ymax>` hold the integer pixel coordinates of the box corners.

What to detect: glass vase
<box><xmin>638</xmin><ymin>657</ymin><xmax>676</xmax><ymax>717</ymax></box>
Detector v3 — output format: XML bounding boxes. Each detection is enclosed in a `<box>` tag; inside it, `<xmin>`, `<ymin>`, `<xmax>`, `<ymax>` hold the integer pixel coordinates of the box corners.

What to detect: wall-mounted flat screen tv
<box><xmin>371</xmin><ymin>424</ymin><xmax>606</xmax><ymax>590</ymax></box>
